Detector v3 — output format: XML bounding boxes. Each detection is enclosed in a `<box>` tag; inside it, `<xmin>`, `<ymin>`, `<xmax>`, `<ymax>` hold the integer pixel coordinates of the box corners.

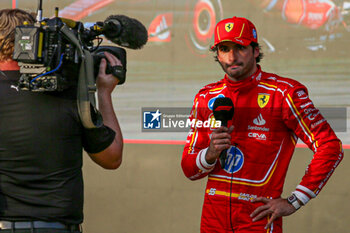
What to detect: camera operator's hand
<box><xmin>96</xmin><ymin>52</ymin><xmax>122</xmax><ymax>94</ymax></box>
<box><xmin>89</xmin><ymin>51</ymin><xmax>123</xmax><ymax>170</ymax></box>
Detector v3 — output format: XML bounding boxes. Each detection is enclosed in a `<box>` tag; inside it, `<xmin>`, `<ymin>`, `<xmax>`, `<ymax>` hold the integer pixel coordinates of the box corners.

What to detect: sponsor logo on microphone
<box><xmin>215</xmin><ymin>106</ymin><xmax>233</xmax><ymax>111</ymax></box>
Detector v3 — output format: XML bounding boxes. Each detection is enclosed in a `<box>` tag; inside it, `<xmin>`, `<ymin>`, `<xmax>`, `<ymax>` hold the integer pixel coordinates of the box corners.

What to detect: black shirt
<box><xmin>0</xmin><ymin>70</ymin><xmax>115</xmax><ymax>224</ymax></box>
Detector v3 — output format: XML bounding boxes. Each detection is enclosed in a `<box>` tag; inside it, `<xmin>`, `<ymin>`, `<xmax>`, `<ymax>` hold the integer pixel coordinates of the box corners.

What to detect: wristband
<box><xmin>287</xmin><ymin>194</ymin><xmax>301</xmax><ymax>210</ymax></box>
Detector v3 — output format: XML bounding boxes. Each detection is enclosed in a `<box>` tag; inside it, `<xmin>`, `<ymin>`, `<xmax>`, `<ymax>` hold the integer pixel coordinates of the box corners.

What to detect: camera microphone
<box><xmin>213</xmin><ymin>97</ymin><xmax>234</xmax><ymax>169</ymax></box>
<box><xmin>102</xmin><ymin>15</ymin><xmax>148</xmax><ymax>50</ymax></box>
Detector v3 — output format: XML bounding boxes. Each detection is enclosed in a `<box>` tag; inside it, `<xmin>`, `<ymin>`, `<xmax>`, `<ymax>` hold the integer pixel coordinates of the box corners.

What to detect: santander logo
<box><xmin>253</xmin><ymin>113</ymin><xmax>266</xmax><ymax>126</ymax></box>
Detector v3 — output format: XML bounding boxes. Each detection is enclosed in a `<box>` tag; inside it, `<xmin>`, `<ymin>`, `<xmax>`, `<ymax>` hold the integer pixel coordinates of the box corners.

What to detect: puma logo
<box><xmin>10</xmin><ymin>85</ymin><xmax>19</xmax><ymax>92</ymax></box>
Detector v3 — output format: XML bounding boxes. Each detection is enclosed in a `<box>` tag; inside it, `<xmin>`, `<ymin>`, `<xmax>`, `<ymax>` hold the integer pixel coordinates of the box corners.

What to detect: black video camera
<box><xmin>12</xmin><ymin>4</ymin><xmax>147</xmax><ymax>92</ymax></box>
<box><xmin>10</xmin><ymin>1</ymin><xmax>147</xmax><ymax>129</ymax></box>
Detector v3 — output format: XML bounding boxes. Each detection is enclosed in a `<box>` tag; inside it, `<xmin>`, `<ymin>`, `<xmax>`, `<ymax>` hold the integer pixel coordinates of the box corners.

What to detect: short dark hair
<box><xmin>210</xmin><ymin>42</ymin><xmax>264</xmax><ymax>63</ymax></box>
<box><xmin>250</xmin><ymin>42</ymin><xmax>263</xmax><ymax>63</ymax></box>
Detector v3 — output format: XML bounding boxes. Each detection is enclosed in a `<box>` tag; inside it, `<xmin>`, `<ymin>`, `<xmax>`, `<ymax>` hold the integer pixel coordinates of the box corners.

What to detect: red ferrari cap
<box><xmin>212</xmin><ymin>16</ymin><xmax>258</xmax><ymax>49</ymax></box>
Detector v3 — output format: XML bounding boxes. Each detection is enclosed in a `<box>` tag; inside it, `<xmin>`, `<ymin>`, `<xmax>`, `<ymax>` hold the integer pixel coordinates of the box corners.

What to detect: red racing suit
<box><xmin>181</xmin><ymin>66</ymin><xmax>343</xmax><ymax>233</ymax></box>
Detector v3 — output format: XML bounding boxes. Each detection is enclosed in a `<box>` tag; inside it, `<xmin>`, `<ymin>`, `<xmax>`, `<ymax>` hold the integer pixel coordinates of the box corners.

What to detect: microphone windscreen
<box><xmin>104</xmin><ymin>15</ymin><xmax>148</xmax><ymax>49</ymax></box>
<box><xmin>213</xmin><ymin>97</ymin><xmax>234</xmax><ymax>125</ymax></box>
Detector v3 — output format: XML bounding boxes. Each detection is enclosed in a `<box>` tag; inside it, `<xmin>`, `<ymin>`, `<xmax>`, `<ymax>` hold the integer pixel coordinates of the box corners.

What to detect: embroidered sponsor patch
<box><xmin>257</xmin><ymin>93</ymin><xmax>270</xmax><ymax>108</ymax></box>
<box><xmin>208</xmin><ymin>94</ymin><xmax>225</xmax><ymax>110</ymax></box>
<box><xmin>223</xmin><ymin>146</ymin><xmax>244</xmax><ymax>174</ymax></box>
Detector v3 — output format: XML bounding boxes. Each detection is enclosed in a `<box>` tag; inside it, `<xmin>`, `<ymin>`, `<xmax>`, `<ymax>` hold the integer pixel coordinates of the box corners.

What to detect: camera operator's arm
<box><xmin>87</xmin><ymin>52</ymin><xmax>123</xmax><ymax>169</ymax></box>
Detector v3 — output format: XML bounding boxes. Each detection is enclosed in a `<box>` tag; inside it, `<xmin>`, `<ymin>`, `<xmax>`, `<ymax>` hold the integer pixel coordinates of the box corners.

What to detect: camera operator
<box><xmin>0</xmin><ymin>8</ymin><xmax>123</xmax><ymax>233</ymax></box>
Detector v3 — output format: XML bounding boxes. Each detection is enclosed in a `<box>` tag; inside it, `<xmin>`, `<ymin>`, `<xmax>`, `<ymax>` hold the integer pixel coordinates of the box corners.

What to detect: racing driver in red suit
<box><xmin>181</xmin><ymin>16</ymin><xmax>343</xmax><ymax>233</ymax></box>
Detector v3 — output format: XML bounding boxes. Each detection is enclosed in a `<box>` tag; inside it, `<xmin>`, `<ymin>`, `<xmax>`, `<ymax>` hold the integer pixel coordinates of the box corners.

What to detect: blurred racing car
<box><xmin>247</xmin><ymin>0</ymin><xmax>350</xmax><ymax>52</ymax></box>
<box><xmin>12</xmin><ymin>0</ymin><xmax>350</xmax><ymax>56</ymax></box>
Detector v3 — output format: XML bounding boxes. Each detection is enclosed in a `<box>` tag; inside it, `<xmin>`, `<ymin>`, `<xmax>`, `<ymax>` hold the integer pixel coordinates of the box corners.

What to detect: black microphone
<box><xmin>213</xmin><ymin>97</ymin><xmax>234</xmax><ymax>169</ymax></box>
<box><xmin>103</xmin><ymin>15</ymin><xmax>148</xmax><ymax>49</ymax></box>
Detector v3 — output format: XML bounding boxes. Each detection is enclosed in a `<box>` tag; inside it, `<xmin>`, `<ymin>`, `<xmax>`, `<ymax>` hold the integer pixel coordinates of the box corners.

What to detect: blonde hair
<box><xmin>0</xmin><ymin>9</ymin><xmax>35</xmax><ymax>61</ymax></box>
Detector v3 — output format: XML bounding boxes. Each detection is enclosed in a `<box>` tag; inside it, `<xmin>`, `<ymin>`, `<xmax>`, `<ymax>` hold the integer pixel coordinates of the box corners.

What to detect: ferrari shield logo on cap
<box><xmin>225</xmin><ymin>23</ymin><xmax>234</xmax><ymax>32</ymax></box>
<box><xmin>258</xmin><ymin>94</ymin><xmax>270</xmax><ymax>108</ymax></box>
